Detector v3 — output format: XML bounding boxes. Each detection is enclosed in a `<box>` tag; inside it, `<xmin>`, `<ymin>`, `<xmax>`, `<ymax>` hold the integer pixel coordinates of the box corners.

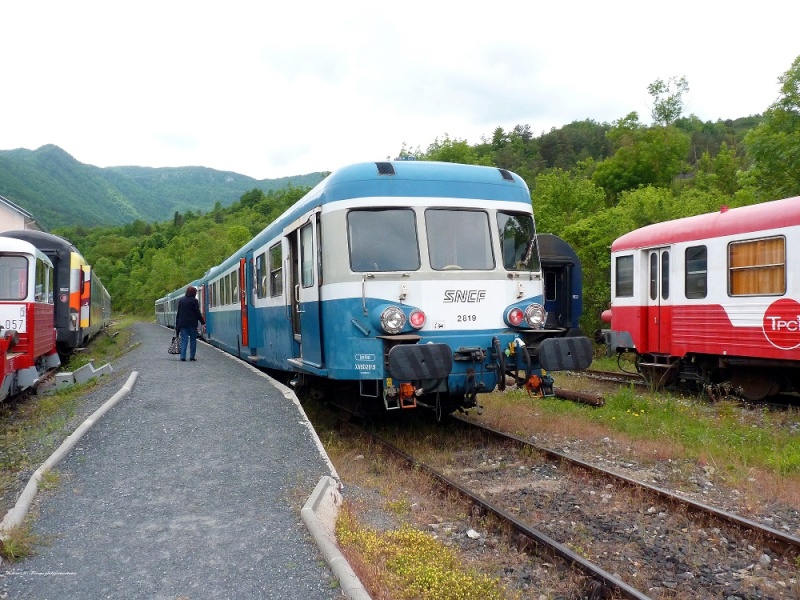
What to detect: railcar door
<box><xmin>287</xmin><ymin>214</ymin><xmax>323</xmax><ymax>367</ymax></box>
<box><xmin>239</xmin><ymin>256</ymin><xmax>249</xmax><ymax>355</ymax></box>
<box><xmin>646</xmin><ymin>247</ymin><xmax>672</xmax><ymax>353</ymax></box>
<box><xmin>542</xmin><ymin>264</ymin><xmax>572</xmax><ymax>329</ymax></box>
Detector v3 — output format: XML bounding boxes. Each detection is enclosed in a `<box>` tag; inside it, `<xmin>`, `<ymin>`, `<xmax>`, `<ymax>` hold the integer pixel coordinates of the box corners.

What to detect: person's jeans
<box><xmin>179</xmin><ymin>326</ymin><xmax>198</xmax><ymax>360</ymax></box>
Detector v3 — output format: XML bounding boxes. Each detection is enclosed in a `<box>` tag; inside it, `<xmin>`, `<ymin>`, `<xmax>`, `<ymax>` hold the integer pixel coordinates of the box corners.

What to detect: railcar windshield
<box><xmin>497</xmin><ymin>211</ymin><xmax>540</xmax><ymax>271</ymax></box>
<box><xmin>348</xmin><ymin>209</ymin><xmax>420</xmax><ymax>272</ymax></box>
<box><xmin>0</xmin><ymin>255</ymin><xmax>28</xmax><ymax>300</ymax></box>
<box><xmin>426</xmin><ymin>209</ymin><xmax>494</xmax><ymax>270</ymax></box>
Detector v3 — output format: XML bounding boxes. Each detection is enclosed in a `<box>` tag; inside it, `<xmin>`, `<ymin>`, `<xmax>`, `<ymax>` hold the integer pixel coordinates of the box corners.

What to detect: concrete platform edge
<box><xmin>0</xmin><ymin>371</ymin><xmax>140</xmax><ymax>538</ymax></box>
<box><xmin>303</xmin><ymin>476</ymin><xmax>371</xmax><ymax>600</ymax></box>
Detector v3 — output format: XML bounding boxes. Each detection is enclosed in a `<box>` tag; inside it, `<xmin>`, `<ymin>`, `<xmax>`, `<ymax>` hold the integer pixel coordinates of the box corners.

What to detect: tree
<box><xmin>531</xmin><ymin>169</ymin><xmax>606</xmax><ymax>234</ymax></box>
<box><xmin>743</xmin><ymin>55</ymin><xmax>800</xmax><ymax>199</ymax></box>
<box><xmin>648</xmin><ymin>76</ymin><xmax>689</xmax><ymax>127</ymax></box>
<box><xmin>592</xmin><ymin>112</ymin><xmax>690</xmax><ymax>202</ymax></box>
<box><xmin>692</xmin><ymin>142</ymin><xmax>742</xmax><ymax>196</ymax></box>
<box><xmin>421</xmin><ymin>134</ymin><xmax>493</xmax><ymax>166</ymax></box>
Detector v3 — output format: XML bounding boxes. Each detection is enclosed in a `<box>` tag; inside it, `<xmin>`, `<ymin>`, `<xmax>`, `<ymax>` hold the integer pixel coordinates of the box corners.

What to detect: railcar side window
<box><xmin>649</xmin><ymin>253</ymin><xmax>658</xmax><ymax>301</ymax></box>
<box><xmin>47</xmin><ymin>264</ymin><xmax>53</xmax><ymax>303</ymax></box>
<box><xmin>545</xmin><ymin>271</ymin><xmax>557</xmax><ymax>302</ymax></box>
<box><xmin>661</xmin><ymin>250</ymin><xmax>669</xmax><ymax>300</ymax></box>
<box><xmin>615</xmin><ymin>255</ymin><xmax>634</xmax><ymax>297</ymax></box>
<box><xmin>427</xmin><ymin>209</ymin><xmax>494</xmax><ymax>270</ymax></box>
<box><xmin>497</xmin><ymin>212</ymin><xmax>540</xmax><ymax>271</ymax></box>
<box><xmin>231</xmin><ymin>270</ymin><xmax>239</xmax><ymax>304</ymax></box>
<box><xmin>729</xmin><ymin>236</ymin><xmax>785</xmax><ymax>296</ymax></box>
<box><xmin>348</xmin><ymin>209</ymin><xmax>420</xmax><ymax>272</ymax></box>
<box><xmin>685</xmin><ymin>246</ymin><xmax>707</xmax><ymax>299</ymax></box>
<box><xmin>269</xmin><ymin>243</ymin><xmax>283</xmax><ymax>297</ymax></box>
<box><xmin>0</xmin><ymin>256</ymin><xmax>28</xmax><ymax>300</ymax></box>
<box><xmin>300</xmin><ymin>224</ymin><xmax>314</xmax><ymax>287</ymax></box>
<box><xmin>35</xmin><ymin>258</ymin><xmax>48</xmax><ymax>302</ymax></box>
<box><xmin>255</xmin><ymin>253</ymin><xmax>267</xmax><ymax>299</ymax></box>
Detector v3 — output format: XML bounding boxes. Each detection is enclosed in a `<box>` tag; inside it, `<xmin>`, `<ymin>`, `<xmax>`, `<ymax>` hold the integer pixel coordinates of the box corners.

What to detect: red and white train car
<box><xmin>602</xmin><ymin>196</ymin><xmax>800</xmax><ymax>400</ymax></box>
<box><xmin>0</xmin><ymin>237</ymin><xmax>60</xmax><ymax>401</ymax></box>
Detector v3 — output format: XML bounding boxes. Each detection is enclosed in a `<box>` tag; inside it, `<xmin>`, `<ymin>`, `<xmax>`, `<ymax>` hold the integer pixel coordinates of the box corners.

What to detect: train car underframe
<box><xmin>290</xmin><ymin>333</ymin><xmax>593</xmax><ymax>419</ymax></box>
<box><xmin>632</xmin><ymin>351</ymin><xmax>800</xmax><ymax>402</ymax></box>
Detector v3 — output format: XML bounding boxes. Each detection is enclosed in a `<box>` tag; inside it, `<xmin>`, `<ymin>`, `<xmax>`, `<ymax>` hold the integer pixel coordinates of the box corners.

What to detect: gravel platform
<box><xmin>3</xmin><ymin>322</ymin><xmax>344</xmax><ymax>599</ymax></box>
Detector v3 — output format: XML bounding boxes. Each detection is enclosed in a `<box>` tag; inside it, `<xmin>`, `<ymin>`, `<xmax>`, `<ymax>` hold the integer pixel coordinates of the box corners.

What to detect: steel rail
<box><xmin>455</xmin><ymin>416</ymin><xmax>800</xmax><ymax>556</ymax></box>
<box><xmin>360</xmin><ymin>427</ymin><xmax>653</xmax><ymax>600</ymax></box>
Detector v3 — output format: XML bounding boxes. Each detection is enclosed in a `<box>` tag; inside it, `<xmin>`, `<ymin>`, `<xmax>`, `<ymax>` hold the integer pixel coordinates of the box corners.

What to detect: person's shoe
<box><xmin>190</xmin><ymin>358</ymin><xmax>196</xmax><ymax>361</ymax></box>
<box><xmin>180</xmin><ymin>358</ymin><xmax>186</xmax><ymax>362</ymax></box>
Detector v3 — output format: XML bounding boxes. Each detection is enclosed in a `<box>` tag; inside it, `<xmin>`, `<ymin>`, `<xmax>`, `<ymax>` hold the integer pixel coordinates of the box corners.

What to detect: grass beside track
<box><xmin>478</xmin><ymin>365</ymin><xmax>800</xmax><ymax>497</ymax></box>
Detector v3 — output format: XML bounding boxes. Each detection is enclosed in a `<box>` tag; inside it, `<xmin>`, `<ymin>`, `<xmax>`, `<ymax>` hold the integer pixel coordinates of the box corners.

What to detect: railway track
<box><xmin>342</xmin><ymin>416</ymin><xmax>800</xmax><ymax>599</ymax></box>
<box><xmin>583</xmin><ymin>369</ymin><xmax>645</xmax><ymax>385</ymax></box>
<box><xmin>570</xmin><ymin>369</ymin><xmax>800</xmax><ymax>410</ymax></box>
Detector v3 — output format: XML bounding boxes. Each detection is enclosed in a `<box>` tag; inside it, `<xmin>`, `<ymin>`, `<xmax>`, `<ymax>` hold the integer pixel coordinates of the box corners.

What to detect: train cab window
<box><xmin>615</xmin><ymin>255</ymin><xmax>634</xmax><ymax>297</ymax></box>
<box><xmin>497</xmin><ymin>212</ymin><xmax>540</xmax><ymax>271</ymax></box>
<box><xmin>255</xmin><ymin>253</ymin><xmax>267</xmax><ymax>299</ymax></box>
<box><xmin>0</xmin><ymin>256</ymin><xmax>28</xmax><ymax>300</ymax></box>
<box><xmin>729</xmin><ymin>236</ymin><xmax>785</xmax><ymax>296</ymax></box>
<box><xmin>348</xmin><ymin>209</ymin><xmax>420</xmax><ymax>272</ymax></box>
<box><xmin>685</xmin><ymin>245</ymin><xmax>707</xmax><ymax>299</ymax></box>
<box><xmin>269</xmin><ymin>243</ymin><xmax>283</xmax><ymax>297</ymax></box>
<box><xmin>427</xmin><ymin>209</ymin><xmax>494</xmax><ymax>270</ymax></box>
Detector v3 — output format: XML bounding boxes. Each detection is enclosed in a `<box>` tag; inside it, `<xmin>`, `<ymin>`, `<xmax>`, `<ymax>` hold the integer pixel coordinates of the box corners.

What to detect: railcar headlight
<box><xmin>380</xmin><ymin>306</ymin><xmax>407</xmax><ymax>334</ymax></box>
<box><xmin>505</xmin><ymin>307</ymin><xmax>525</xmax><ymax>327</ymax></box>
<box><xmin>409</xmin><ymin>309</ymin><xmax>426</xmax><ymax>330</ymax></box>
<box><xmin>524</xmin><ymin>304</ymin><xmax>546</xmax><ymax>328</ymax></box>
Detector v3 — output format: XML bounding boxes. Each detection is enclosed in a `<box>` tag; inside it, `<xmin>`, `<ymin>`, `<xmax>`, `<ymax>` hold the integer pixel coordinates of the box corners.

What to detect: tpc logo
<box><xmin>762</xmin><ymin>298</ymin><xmax>800</xmax><ymax>350</ymax></box>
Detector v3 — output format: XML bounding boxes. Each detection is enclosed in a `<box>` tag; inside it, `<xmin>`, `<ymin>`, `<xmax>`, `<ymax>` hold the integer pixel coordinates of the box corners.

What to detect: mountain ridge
<box><xmin>0</xmin><ymin>144</ymin><xmax>326</xmax><ymax>230</ymax></box>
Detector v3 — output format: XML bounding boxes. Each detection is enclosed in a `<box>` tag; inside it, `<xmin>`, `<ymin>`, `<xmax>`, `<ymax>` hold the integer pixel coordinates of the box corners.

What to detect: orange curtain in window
<box><xmin>729</xmin><ymin>237</ymin><xmax>785</xmax><ymax>295</ymax></box>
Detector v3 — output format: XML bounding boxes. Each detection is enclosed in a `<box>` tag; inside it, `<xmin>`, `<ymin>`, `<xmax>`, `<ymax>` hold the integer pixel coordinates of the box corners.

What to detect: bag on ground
<box><xmin>168</xmin><ymin>335</ymin><xmax>180</xmax><ymax>354</ymax></box>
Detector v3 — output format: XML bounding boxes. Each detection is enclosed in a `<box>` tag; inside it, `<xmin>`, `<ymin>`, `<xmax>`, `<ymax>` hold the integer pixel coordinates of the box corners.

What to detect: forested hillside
<box><xmin>0</xmin><ymin>145</ymin><xmax>325</xmax><ymax>229</ymax></box>
<box><xmin>57</xmin><ymin>56</ymin><xmax>800</xmax><ymax>336</ymax></box>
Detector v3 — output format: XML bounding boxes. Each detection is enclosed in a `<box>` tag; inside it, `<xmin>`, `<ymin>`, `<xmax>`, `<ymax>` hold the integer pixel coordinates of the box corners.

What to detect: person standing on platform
<box><xmin>175</xmin><ymin>285</ymin><xmax>205</xmax><ymax>362</ymax></box>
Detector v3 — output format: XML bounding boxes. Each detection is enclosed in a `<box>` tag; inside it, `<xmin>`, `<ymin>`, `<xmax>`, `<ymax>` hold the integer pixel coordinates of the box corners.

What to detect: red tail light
<box><xmin>409</xmin><ymin>309</ymin><xmax>426</xmax><ymax>329</ymax></box>
<box><xmin>506</xmin><ymin>307</ymin><xmax>524</xmax><ymax>327</ymax></box>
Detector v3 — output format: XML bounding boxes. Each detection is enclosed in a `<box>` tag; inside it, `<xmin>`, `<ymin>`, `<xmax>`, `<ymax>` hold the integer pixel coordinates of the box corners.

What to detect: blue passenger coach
<box><xmin>156</xmin><ymin>161</ymin><xmax>592</xmax><ymax>416</ymax></box>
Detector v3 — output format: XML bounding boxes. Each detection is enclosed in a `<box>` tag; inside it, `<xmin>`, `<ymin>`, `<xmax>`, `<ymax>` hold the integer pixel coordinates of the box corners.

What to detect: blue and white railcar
<box><xmin>155</xmin><ymin>279</ymin><xmax>205</xmax><ymax>329</ymax></box>
<box><xmin>159</xmin><ymin>161</ymin><xmax>592</xmax><ymax>415</ymax></box>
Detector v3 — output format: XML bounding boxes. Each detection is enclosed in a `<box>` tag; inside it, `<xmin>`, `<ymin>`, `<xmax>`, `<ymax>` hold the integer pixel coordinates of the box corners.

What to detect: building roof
<box><xmin>0</xmin><ymin>193</ymin><xmax>43</xmax><ymax>231</ymax></box>
<box><xmin>0</xmin><ymin>194</ymin><xmax>34</xmax><ymax>219</ymax></box>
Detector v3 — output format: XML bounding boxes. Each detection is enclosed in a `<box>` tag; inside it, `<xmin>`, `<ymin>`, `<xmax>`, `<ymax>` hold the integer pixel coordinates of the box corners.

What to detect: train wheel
<box><xmin>731</xmin><ymin>371</ymin><xmax>778</xmax><ymax>402</ymax></box>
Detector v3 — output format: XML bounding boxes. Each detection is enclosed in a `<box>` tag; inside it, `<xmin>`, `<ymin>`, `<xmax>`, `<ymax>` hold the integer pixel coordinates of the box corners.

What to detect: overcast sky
<box><xmin>2</xmin><ymin>1</ymin><xmax>798</xmax><ymax>180</ymax></box>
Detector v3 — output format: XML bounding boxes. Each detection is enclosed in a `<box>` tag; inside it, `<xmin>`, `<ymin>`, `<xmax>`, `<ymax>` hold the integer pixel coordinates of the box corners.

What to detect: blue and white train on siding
<box><xmin>156</xmin><ymin>161</ymin><xmax>592</xmax><ymax>416</ymax></box>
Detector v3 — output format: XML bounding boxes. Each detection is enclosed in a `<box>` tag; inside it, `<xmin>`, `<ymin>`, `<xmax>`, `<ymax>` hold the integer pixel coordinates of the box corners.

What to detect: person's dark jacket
<box><xmin>175</xmin><ymin>295</ymin><xmax>205</xmax><ymax>330</ymax></box>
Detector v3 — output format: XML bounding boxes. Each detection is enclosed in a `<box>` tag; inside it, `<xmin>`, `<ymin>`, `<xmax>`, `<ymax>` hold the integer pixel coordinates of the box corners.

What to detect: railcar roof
<box><xmin>301</xmin><ymin>161</ymin><xmax>531</xmax><ymax>209</ymax></box>
<box><xmin>209</xmin><ymin>161</ymin><xmax>532</xmax><ymax>275</ymax></box>
<box><xmin>612</xmin><ymin>196</ymin><xmax>800</xmax><ymax>252</ymax></box>
<box><xmin>0</xmin><ymin>236</ymin><xmax>54</xmax><ymax>266</ymax></box>
<box><xmin>0</xmin><ymin>229</ymin><xmax>79</xmax><ymax>254</ymax></box>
